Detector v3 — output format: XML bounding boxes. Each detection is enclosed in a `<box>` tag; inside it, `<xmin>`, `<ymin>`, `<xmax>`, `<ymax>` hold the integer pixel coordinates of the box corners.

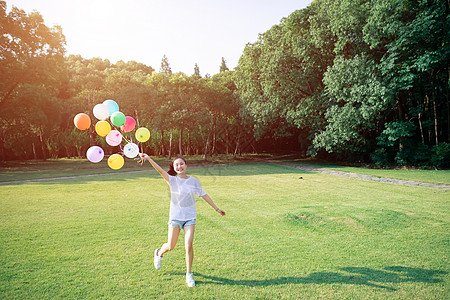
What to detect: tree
<box><xmin>234</xmin><ymin>4</ymin><xmax>334</xmax><ymax>148</ymax></box>
<box><xmin>363</xmin><ymin>0</ymin><xmax>450</xmax><ymax>165</ymax></box>
<box><xmin>0</xmin><ymin>3</ymin><xmax>65</xmax><ymax>107</ymax></box>
<box><xmin>219</xmin><ymin>57</ymin><xmax>229</xmax><ymax>72</ymax></box>
<box><xmin>112</xmin><ymin>60</ymin><xmax>154</xmax><ymax>75</ymax></box>
<box><xmin>194</xmin><ymin>63</ymin><xmax>201</xmax><ymax>77</ymax></box>
<box><xmin>160</xmin><ymin>54</ymin><xmax>172</xmax><ymax>75</ymax></box>
<box><xmin>234</xmin><ymin>0</ymin><xmax>449</xmax><ymax>165</ymax></box>
<box><xmin>312</xmin><ymin>55</ymin><xmax>392</xmax><ymax>156</ymax></box>
<box><xmin>0</xmin><ymin>2</ymin><xmax>66</xmax><ymax>160</ymax></box>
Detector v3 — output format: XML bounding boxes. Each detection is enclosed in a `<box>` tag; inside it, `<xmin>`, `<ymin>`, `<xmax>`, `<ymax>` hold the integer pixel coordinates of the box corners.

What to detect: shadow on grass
<box><xmin>194</xmin><ymin>266</ymin><xmax>447</xmax><ymax>291</ymax></box>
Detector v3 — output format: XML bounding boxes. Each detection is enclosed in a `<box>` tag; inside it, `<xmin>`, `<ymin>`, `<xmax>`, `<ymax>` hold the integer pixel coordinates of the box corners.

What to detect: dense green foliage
<box><xmin>1</xmin><ymin>0</ymin><xmax>449</xmax><ymax>167</ymax></box>
<box><xmin>235</xmin><ymin>0</ymin><xmax>450</xmax><ymax>167</ymax></box>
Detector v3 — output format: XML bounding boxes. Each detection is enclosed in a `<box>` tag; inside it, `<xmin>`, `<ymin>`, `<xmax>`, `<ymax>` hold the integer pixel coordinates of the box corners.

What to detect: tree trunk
<box><xmin>397</xmin><ymin>92</ymin><xmax>407</xmax><ymax>121</ymax></box>
<box><xmin>38</xmin><ymin>129</ymin><xmax>46</xmax><ymax>160</ymax></box>
<box><xmin>203</xmin><ymin>129</ymin><xmax>211</xmax><ymax>161</ymax></box>
<box><xmin>225</xmin><ymin>124</ymin><xmax>229</xmax><ymax>154</ymax></box>
<box><xmin>178</xmin><ymin>127</ymin><xmax>183</xmax><ymax>156</ymax></box>
<box><xmin>65</xmin><ymin>147</ymin><xmax>71</xmax><ymax>158</ymax></box>
<box><xmin>418</xmin><ymin>113</ymin><xmax>425</xmax><ymax>144</ymax></box>
<box><xmin>0</xmin><ymin>138</ymin><xmax>5</xmax><ymax>161</ymax></box>
<box><xmin>160</xmin><ymin>129</ymin><xmax>165</xmax><ymax>156</ymax></box>
<box><xmin>187</xmin><ymin>129</ymin><xmax>191</xmax><ymax>155</ymax></box>
<box><xmin>234</xmin><ymin>124</ymin><xmax>240</xmax><ymax>159</ymax></box>
<box><xmin>427</xmin><ymin>93</ymin><xmax>439</xmax><ymax>145</ymax></box>
<box><xmin>168</xmin><ymin>129</ymin><xmax>173</xmax><ymax>159</ymax></box>
<box><xmin>431</xmin><ymin>71</ymin><xmax>439</xmax><ymax>145</ymax></box>
<box><xmin>200</xmin><ymin>126</ymin><xmax>205</xmax><ymax>154</ymax></box>
<box><xmin>211</xmin><ymin>116</ymin><xmax>217</xmax><ymax>156</ymax></box>
<box><xmin>433</xmin><ymin>97</ymin><xmax>439</xmax><ymax>145</ymax></box>
<box><xmin>32</xmin><ymin>142</ymin><xmax>37</xmax><ymax>160</ymax></box>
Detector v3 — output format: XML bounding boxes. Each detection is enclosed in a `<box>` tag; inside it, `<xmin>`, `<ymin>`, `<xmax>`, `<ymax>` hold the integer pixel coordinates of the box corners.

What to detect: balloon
<box><xmin>93</xmin><ymin>103</ymin><xmax>110</xmax><ymax>121</ymax></box>
<box><xmin>111</xmin><ymin>111</ymin><xmax>126</xmax><ymax>127</ymax></box>
<box><xmin>123</xmin><ymin>142</ymin><xmax>139</xmax><ymax>158</ymax></box>
<box><xmin>135</xmin><ymin>127</ymin><xmax>150</xmax><ymax>142</ymax></box>
<box><xmin>86</xmin><ymin>146</ymin><xmax>104</xmax><ymax>163</ymax></box>
<box><xmin>95</xmin><ymin>121</ymin><xmax>111</xmax><ymax>137</ymax></box>
<box><xmin>106</xmin><ymin>130</ymin><xmax>122</xmax><ymax>146</ymax></box>
<box><xmin>74</xmin><ymin>113</ymin><xmax>91</xmax><ymax>130</ymax></box>
<box><xmin>103</xmin><ymin>99</ymin><xmax>119</xmax><ymax>116</ymax></box>
<box><xmin>108</xmin><ymin>154</ymin><xmax>124</xmax><ymax>170</ymax></box>
<box><xmin>121</xmin><ymin>116</ymin><xmax>136</xmax><ymax>133</ymax></box>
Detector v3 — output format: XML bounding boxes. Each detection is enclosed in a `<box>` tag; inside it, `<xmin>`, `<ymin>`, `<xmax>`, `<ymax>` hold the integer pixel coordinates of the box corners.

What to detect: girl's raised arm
<box><xmin>139</xmin><ymin>153</ymin><xmax>170</xmax><ymax>184</ymax></box>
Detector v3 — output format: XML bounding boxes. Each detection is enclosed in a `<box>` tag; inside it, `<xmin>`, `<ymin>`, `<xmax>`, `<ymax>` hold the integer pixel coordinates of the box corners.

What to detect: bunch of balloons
<box><xmin>73</xmin><ymin>99</ymin><xmax>150</xmax><ymax>170</ymax></box>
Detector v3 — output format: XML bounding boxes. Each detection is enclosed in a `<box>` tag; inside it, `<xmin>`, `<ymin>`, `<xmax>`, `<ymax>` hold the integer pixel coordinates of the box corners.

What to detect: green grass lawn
<box><xmin>287</xmin><ymin>159</ymin><xmax>450</xmax><ymax>185</ymax></box>
<box><xmin>0</xmin><ymin>154</ymin><xmax>267</xmax><ymax>183</ymax></box>
<box><xmin>0</xmin><ymin>162</ymin><xmax>449</xmax><ymax>299</ymax></box>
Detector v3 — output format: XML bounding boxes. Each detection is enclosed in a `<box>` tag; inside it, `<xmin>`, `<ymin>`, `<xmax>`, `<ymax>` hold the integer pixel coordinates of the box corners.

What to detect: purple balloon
<box><xmin>86</xmin><ymin>146</ymin><xmax>104</xmax><ymax>163</ymax></box>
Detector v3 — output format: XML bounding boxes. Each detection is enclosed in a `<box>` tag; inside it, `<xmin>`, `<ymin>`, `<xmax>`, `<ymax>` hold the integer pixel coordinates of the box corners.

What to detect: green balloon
<box><xmin>111</xmin><ymin>111</ymin><xmax>126</xmax><ymax>127</ymax></box>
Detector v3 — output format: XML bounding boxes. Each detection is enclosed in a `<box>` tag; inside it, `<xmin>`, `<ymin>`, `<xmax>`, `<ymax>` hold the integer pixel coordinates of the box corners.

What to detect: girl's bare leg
<box><xmin>159</xmin><ymin>225</ymin><xmax>180</xmax><ymax>256</ymax></box>
<box><xmin>184</xmin><ymin>224</ymin><xmax>195</xmax><ymax>273</ymax></box>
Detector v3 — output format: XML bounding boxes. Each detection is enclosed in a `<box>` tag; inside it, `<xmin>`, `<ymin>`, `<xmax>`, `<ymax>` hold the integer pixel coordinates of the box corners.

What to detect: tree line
<box><xmin>0</xmin><ymin>2</ymin><xmax>251</xmax><ymax>161</ymax></box>
<box><xmin>1</xmin><ymin>0</ymin><xmax>449</xmax><ymax>167</ymax></box>
<box><xmin>235</xmin><ymin>0</ymin><xmax>449</xmax><ymax>167</ymax></box>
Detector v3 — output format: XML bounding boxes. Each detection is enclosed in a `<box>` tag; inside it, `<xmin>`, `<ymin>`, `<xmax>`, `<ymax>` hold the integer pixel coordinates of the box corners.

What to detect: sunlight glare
<box><xmin>88</xmin><ymin>0</ymin><xmax>118</xmax><ymax>22</ymax></box>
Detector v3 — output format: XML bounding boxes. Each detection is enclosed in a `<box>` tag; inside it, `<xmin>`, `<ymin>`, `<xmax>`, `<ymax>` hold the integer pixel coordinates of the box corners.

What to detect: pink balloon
<box><xmin>121</xmin><ymin>116</ymin><xmax>136</xmax><ymax>133</ymax></box>
<box><xmin>106</xmin><ymin>130</ymin><xmax>123</xmax><ymax>146</ymax></box>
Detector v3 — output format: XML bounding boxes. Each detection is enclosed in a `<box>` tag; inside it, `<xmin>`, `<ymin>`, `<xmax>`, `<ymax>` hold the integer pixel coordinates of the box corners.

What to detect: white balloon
<box><xmin>123</xmin><ymin>143</ymin><xmax>139</xmax><ymax>158</ymax></box>
<box><xmin>93</xmin><ymin>103</ymin><xmax>110</xmax><ymax>121</ymax></box>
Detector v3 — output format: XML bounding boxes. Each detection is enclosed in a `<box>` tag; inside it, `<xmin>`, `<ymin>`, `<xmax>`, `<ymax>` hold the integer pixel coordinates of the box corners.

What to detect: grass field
<box><xmin>288</xmin><ymin>159</ymin><xmax>450</xmax><ymax>185</ymax></box>
<box><xmin>0</xmin><ymin>160</ymin><xmax>449</xmax><ymax>299</ymax></box>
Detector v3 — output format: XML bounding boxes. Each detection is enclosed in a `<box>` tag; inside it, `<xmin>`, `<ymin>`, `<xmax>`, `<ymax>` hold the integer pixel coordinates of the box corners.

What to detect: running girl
<box><xmin>138</xmin><ymin>154</ymin><xmax>225</xmax><ymax>287</ymax></box>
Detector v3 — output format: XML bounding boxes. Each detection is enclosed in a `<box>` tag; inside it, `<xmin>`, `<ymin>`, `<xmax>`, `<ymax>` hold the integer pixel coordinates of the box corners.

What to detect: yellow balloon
<box><xmin>95</xmin><ymin>121</ymin><xmax>111</xmax><ymax>137</ymax></box>
<box><xmin>135</xmin><ymin>127</ymin><xmax>150</xmax><ymax>142</ymax></box>
<box><xmin>108</xmin><ymin>154</ymin><xmax>124</xmax><ymax>170</ymax></box>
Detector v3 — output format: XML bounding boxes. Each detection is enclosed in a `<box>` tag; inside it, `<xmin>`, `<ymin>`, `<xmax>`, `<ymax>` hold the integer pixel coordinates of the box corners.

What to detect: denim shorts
<box><xmin>168</xmin><ymin>219</ymin><xmax>196</xmax><ymax>229</ymax></box>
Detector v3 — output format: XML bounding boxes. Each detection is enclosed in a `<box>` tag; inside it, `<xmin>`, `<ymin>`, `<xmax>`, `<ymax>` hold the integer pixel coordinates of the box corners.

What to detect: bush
<box><xmin>431</xmin><ymin>143</ymin><xmax>450</xmax><ymax>168</ymax></box>
<box><xmin>412</xmin><ymin>144</ymin><xmax>431</xmax><ymax>167</ymax></box>
<box><xmin>371</xmin><ymin>148</ymin><xmax>390</xmax><ymax>167</ymax></box>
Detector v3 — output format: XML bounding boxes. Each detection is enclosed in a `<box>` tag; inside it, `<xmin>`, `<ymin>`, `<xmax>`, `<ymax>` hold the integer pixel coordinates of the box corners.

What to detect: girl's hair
<box><xmin>168</xmin><ymin>156</ymin><xmax>187</xmax><ymax>176</ymax></box>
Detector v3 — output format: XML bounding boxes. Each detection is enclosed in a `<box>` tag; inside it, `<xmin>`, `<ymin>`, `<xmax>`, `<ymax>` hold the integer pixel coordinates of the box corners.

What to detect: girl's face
<box><xmin>173</xmin><ymin>158</ymin><xmax>187</xmax><ymax>175</ymax></box>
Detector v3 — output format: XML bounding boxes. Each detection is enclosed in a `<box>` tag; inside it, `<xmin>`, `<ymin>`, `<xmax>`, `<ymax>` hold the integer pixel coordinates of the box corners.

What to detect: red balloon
<box><xmin>74</xmin><ymin>113</ymin><xmax>91</xmax><ymax>130</ymax></box>
<box><xmin>121</xmin><ymin>116</ymin><xmax>136</xmax><ymax>133</ymax></box>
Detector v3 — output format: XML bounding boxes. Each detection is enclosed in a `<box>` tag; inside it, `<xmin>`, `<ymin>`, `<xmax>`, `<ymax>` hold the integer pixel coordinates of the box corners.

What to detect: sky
<box><xmin>6</xmin><ymin>0</ymin><xmax>312</xmax><ymax>76</ymax></box>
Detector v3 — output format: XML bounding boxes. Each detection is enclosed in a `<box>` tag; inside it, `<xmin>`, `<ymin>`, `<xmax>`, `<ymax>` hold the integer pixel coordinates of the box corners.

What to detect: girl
<box><xmin>139</xmin><ymin>154</ymin><xmax>225</xmax><ymax>287</ymax></box>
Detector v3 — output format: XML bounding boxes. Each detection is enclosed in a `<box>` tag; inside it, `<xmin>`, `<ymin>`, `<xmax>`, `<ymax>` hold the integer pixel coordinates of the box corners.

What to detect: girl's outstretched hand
<box><xmin>137</xmin><ymin>153</ymin><xmax>149</xmax><ymax>165</ymax></box>
<box><xmin>217</xmin><ymin>208</ymin><xmax>226</xmax><ymax>216</ymax></box>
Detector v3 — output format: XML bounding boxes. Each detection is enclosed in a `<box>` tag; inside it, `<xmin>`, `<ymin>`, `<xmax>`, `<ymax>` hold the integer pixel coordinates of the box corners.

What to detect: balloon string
<box><xmin>121</xmin><ymin>134</ymin><xmax>132</xmax><ymax>144</ymax></box>
<box><xmin>108</xmin><ymin>121</ymin><xmax>132</xmax><ymax>144</ymax></box>
<box><xmin>89</xmin><ymin>129</ymin><xmax>98</xmax><ymax>136</ymax></box>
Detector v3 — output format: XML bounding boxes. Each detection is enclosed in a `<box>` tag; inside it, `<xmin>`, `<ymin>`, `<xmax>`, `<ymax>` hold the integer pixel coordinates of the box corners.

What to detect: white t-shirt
<box><xmin>169</xmin><ymin>175</ymin><xmax>206</xmax><ymax>221</ymax></box>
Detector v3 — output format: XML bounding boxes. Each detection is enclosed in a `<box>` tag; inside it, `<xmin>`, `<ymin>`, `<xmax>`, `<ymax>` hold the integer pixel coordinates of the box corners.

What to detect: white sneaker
<box><xmin>186</xmin><ymin>272</ymin><xmax>195</xmax><ymax>287</ymax></box>
<box><xmin>154</xmin><ymin>249</ymin><xmax>163</xmax><ymax>270</ymax></box>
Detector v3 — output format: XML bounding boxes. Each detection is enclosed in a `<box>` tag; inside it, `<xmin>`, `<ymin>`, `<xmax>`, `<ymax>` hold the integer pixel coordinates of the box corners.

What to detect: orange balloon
<box><xmin>74</xmin><ymin>113</ymin><xmax>91</xmax><ymax>130</ymax></box>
